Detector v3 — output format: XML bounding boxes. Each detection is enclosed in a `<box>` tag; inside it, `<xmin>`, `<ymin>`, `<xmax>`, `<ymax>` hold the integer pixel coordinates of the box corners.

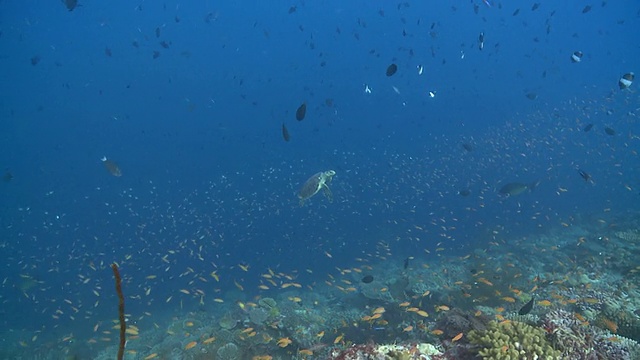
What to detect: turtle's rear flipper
<box><xmin>322</xmin><ymin>185</ymin><xmax>333</xmax><ymax>203</ymax></box>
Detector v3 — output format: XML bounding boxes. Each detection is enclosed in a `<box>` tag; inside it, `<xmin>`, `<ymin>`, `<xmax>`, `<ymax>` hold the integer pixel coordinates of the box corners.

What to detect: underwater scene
<box><xmin>1</xmin><ymin>1</ymin><xmax>639</xmax><ymax>360</ymax></box>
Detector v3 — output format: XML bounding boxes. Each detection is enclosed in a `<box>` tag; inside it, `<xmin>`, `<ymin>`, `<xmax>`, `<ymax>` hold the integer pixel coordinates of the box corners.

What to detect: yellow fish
<box><xmin>276</xmin><ymin>337</ymin><xmax>292</xmax><ymax>348</ymax></box>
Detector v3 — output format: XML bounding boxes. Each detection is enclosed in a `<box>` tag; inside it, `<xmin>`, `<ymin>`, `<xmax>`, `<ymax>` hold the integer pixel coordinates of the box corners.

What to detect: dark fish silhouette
<box><xmin>295</xmin><ymin>103</ymin><xmax>307</xmax><ymax>121</ymax></box>
<box><xmin>458</xmin><ymin>189</ymin><xmax>471</xmax><ymax>197</ymax></box>
<box><xmin>499</xmin><ymin>181</ymin><xmax>539</xmax><ymax>196</ymax></box>
<box><xmin>101</xmin><ymin>157</ymin><xmax>122</xmax><ymax>177</ymax></box>
<box><xmin>604</xmin><ymin>127</ymin><xmax>615</xmax><ymax>136</ymax></box>
<box><xmin>281</xmin><ymin>123</ymin><xmax>290</xmax><ymax>142</ymax></box>
<box><xmin>518</xmin><ymin>296</ymin><xmax>535</xmax><ymax>315</ymax></box>
<box><xmin>583</xmin><ymin>123</ymin><xmax>593</xmax><ymax>132</ymax></box>
<box><xmin>462</xmin><ymin>143</ymin><xmax>473</xmax><ymax>152</ymax></box>
<box><xmin>386</xmin><ymin>63</ymin><xmax>398</xmax><ymax>77</ymax></box>
<box><xmin>2</xmin><ymin>170</ymin><xmax>13</xmax><ymax>182</ymax></box>
<box><xmin>578</xmin><ymin>170</ymin><xmax>595</xmax><ymax>184</ymax></box>
<box><xmin>403</xmin><ymin>257</ymin><xmax>410</xmax><ymax>269</ymax></box>
<box><xmin>582</xmin><ymin>5</ymin><xmax>592</xmax><ymax>13</ymax></box>
<box><xmin>571</xmin><ymin>51</ymin><xmax>583</xmax><ymax>63</ymax></box>
<box><xmin>619</xmin><ymin>72</ymin><xmax>634</xmax><ymax>89</ymax></box>
<box><xmin>361</xmin><ymin>275</ymin><xmax>374</xmax><ymax>284</ymax></box>
<box><xmin>62</xmin><ymin>0</ymin><xmax>78</xmax><ymax>11</ymax></box>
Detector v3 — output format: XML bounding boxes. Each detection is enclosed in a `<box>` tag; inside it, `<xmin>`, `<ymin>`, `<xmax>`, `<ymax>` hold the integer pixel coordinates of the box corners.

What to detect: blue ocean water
<box><xmin>1</xmin><ymin>1</ymin><xmax>639</xmax><ymax>359</ymax></box>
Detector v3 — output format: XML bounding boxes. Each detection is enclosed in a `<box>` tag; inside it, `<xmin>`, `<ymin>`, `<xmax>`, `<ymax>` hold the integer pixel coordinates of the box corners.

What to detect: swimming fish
<box><xmin>570</xmin><ymin>51</ymin><xmax>583</xmax><ymax>63</ymax></box>
<box><xmin>518</xmin><ymin>296</ymin><xmax>535</xmax><ymax>315</ymax></box>
<box><xmin>386</xmin><ymin>63</ymin><xmax>398</xmax><ymax>77</ymax></box>
<box><xmin>2</xmin><ymin>170</ymin><xmax>12</xmax><ymax>182</ymax></box>
<box><xmin>295</xmin><ymin>103</ymin><xmax>307</xmax><ymax>121</ymax></box>
<box><xmin>62</xmin><ymin>0</ymin><xmax>79</xmax><ymax>11</ymax></box>
<box><xmin>619</xmin><ymin>72</ymin><xmax>634</xmax><ymax>89</ymax></box>
<box><xmin>578</xmin><ymin>170</ymin><xmax>594</xmax><ymax>183</ymax></box>
<box><xmin>499</xmin><ymin>181</ymin><xmax>539</xmax><ymax>196</ymax></box>
<box><xmin>281</xmin><ymin>123</ymin><xmax>290</xmax><ymax>142</ymax></box>
<box><xmin>101</xmin><ymin>157</ymin><xmax>122</xmax><ymax>177</ymax></box>
<box><xmin>583</xmin><ymin>123</ymin><xmax>593</xmax><ymax>132</ymax></box>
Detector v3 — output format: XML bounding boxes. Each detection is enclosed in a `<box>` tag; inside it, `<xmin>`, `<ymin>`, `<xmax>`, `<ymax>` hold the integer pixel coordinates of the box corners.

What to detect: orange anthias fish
<box><xmin>276</xmin><ymin>337</ymin><xmax>292</xmax><ymax>348</ymax></box>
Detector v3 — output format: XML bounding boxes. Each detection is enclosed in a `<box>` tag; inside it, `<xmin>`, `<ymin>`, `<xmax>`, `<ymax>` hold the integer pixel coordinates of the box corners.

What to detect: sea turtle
<box><xmin>298</xmin><ymin>170</ymin><xmax>336</xmax><ymax>205</ymax></box>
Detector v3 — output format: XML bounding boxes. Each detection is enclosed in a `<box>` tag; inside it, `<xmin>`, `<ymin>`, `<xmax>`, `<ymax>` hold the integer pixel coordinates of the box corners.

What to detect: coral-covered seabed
<box><xmin>4</xmin><ymin>214</ymin><xmax>640</xmax><ymax>360</ymax></box>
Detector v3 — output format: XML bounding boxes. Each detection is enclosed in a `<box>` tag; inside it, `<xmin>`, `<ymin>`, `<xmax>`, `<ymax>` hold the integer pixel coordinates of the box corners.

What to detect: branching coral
<box><xmin>542</xmin><ymin>309</ymin><xmax>634</xmax><ymax>359</ymax></box>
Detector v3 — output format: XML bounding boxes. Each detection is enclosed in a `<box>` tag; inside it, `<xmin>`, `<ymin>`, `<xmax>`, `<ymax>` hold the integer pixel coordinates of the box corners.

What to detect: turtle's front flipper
<box><xmin>322</xmin><ymin>184</ymin><xmax>333</xmax><ymax>203</ymax></box>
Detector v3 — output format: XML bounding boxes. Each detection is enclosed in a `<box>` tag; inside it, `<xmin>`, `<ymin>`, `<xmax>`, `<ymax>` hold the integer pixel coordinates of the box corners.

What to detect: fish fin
<box><xmin>322</xmin><ymin>185</ymin><xmax>333</xmax><ymax>202</ymax></box>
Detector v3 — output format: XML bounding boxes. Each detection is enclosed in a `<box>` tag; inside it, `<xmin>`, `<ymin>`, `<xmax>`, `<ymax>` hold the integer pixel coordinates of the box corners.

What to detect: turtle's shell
<box><xmin>298</xmin><ymin>172</ymin><xmax>324</xmax><ymax>200</ymax></box>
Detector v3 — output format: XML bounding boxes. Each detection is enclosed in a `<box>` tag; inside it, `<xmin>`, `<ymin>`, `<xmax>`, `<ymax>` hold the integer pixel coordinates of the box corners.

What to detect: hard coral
<box><xmin>329</xmin><ymin>343</ymin><xmax>378</xmax><ymax>360</ymax></box>
<box><xmin>468</xmin><ymin>320</ymin><xmax>561</xmax><ymax>360</ymax></box>
<box><xmin>435</xmin><ymin>308</ymin><xmax>490</xmax><ymax>340</ymax></box>
<box><xmin>542</xmin><ymin>309</ymin><xmax>636</xmax><ymax>360</ymax></box>
<box><xmin>328</xmin><ymin>343</ymin><xmax>441</xmax><ymax>360</ymax></box>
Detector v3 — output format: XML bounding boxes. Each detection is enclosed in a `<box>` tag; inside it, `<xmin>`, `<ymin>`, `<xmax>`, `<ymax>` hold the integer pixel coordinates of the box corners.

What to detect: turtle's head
<box><xmin>325</xmin><ymin>170</ymin><xmax>336</xmax><ymax>176</ymax></box>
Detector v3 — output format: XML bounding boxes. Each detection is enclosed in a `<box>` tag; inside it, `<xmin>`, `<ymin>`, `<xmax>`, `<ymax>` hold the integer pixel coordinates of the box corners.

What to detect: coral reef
<box><xmin>599</xmin><ymin>293</ymin><xmax>640</xmax><ymax>342</ymax></box>
<box><xmin>541</xmin><ymin>309</ymin><xmax>639</xmax><ymax>360</ymax></box>
<box><xmin>614</xmin><ymin>230</ymin><xmax>640</xmax><ymax>242</ymax></box>
<box><xmin>216</xmin><ymin>342</ymin><xmax>241</xmax><ymax>360</ymax></box>
<box><xmin>468</xmin><ymin>320</ymin><xmax>561</xmax><ymax>359</ymax></box>
<box><xmin>248</xmin><ymin>306</ymin><xmax>270</xmax><ymax>325</ymax></box>
<box><xmin>328</xmin><ymin>343</ymin><xmax>441</xmax><ymax>360</ymax></box>
<box><xmin>434</xmin><ymin>308</ymin><xmax>490</xmax><ymax>340</ymax></box>
<box><xmin>218</xmin><ymin>312</ymin><xmax>239</xmax><ymax>330</ymax></box>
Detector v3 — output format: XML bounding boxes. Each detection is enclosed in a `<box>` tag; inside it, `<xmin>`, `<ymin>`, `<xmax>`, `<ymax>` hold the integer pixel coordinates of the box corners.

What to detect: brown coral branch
<box><xmin>111</xmin><ymin>263</ymin><xmax>126</xmax><ymax>360</ymax></box>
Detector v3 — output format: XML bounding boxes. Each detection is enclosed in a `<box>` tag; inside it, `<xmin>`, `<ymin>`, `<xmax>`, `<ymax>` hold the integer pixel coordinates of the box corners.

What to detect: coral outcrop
<box><xmin>468</xmin><ymin>320</ymin><xmax>561</xmax><ymax>359</ymax></box>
